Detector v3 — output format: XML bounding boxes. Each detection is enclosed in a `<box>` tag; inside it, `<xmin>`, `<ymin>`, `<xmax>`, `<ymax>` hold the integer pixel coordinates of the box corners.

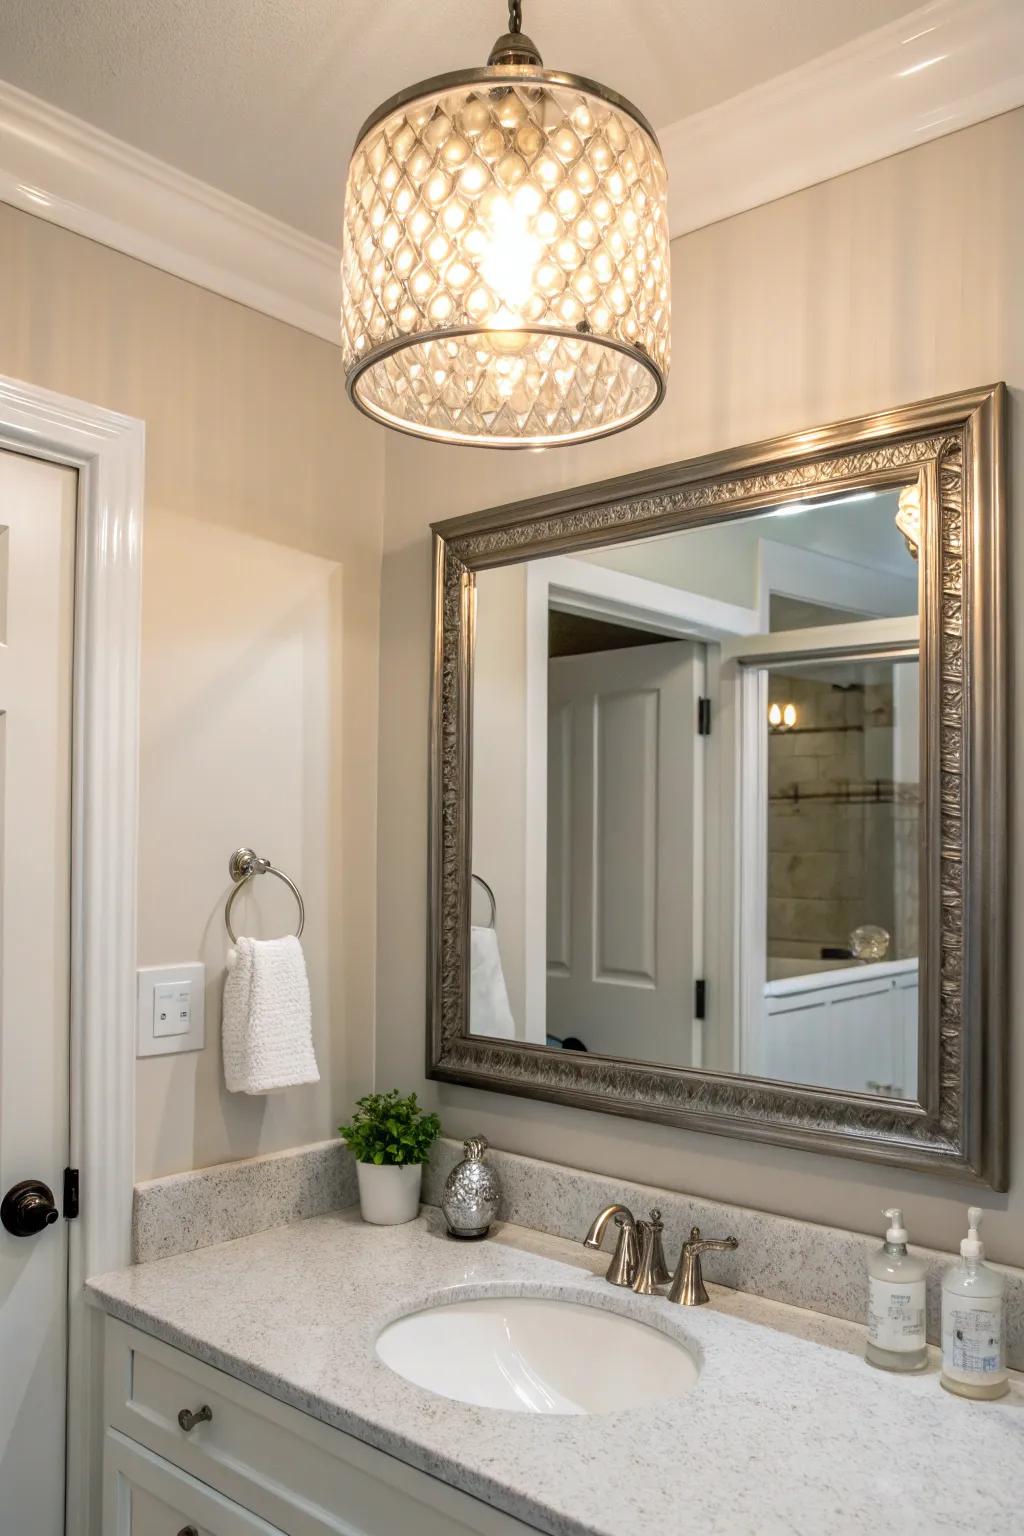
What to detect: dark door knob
<box><xmin>1</xmin><ymin>1179</ymin><xmax>59</xmax><ymax>1237</ymax></box>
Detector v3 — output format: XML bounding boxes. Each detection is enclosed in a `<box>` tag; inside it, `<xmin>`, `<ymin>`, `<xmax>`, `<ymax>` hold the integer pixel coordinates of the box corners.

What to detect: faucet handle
<box><xmin>667</xmin><ymin>1225</ymin><xmax>738</xmax><ymax>1306</ymax></box>
<box><xmin>686</xmin><ymin>1224</ymin><xmax>739</xmax><ymax>1256</ymax></box>
<box><xmin>632</xmin><ymin>1218</ymin><xmax>659</xmax><ymax>1295</ymax></box>
<box><xmin>645</xmin><ymin>1208</ymin><xmax>672</xmax><ymax>1287</ymax></box>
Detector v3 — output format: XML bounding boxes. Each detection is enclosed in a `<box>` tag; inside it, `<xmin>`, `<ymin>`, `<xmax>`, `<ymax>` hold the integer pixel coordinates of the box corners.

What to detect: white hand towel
<box><xmin>469</xmin><ymin>925</ymin><xmax>516</xmax><ymax>1039</ymax></box>
<box><xmin>222</xmin><ymin>935</ymin><xmax>320</xmax><ymax>1094</ymax></box>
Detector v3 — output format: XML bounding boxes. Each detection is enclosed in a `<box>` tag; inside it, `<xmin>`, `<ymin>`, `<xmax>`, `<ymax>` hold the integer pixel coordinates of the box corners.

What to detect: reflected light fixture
<box><xmin>769</xmin><ymin>702</ymin><xmax>798</xmax><ymax>730</ymax></box>
<box><xmin>895</xmin><ymin>483</ymin><xmax>921</xmax><ymax>559</ymax></box>
<box><xmin>340</xmin><ymin>1</ymin><xmax>671</xmax><ymax>448</ymax></box>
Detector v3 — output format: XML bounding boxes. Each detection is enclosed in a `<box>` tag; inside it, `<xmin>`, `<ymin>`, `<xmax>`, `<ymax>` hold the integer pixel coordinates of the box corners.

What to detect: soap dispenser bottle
<box><xmin>866</xmin><ymin>1208</ymin><xmax>927</xmax><ymax>1372</ymax></box>
<box><xmin>941</xmin><ymin>1207</ymin><xmax>1008</xmax><ymax>1400</ymax></box>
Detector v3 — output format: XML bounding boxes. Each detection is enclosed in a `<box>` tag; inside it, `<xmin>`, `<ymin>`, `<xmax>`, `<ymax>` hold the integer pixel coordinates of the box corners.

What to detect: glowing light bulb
<box><xmin>487</xmin><ymin>317</ymin><xmax>533</xmax><ymax>355</ymax></box>
<box><xmin>478</xmin><ymin>195</ymin><xmax>544</xmax><ymax>355</ymax></box>
<box><xmin>481</xmin><ymin>197</ymin><xmax>542</xmax><ymax>312</ymax></box>
<box><xmin>782</xmin><ymin>703</ymin><xmax>797</xmax><ymax>729</ymax></box>
<box><xmin>768</xmin><ymin>703</ymin><xmax>782</xmax><ymax>728</ymax></box>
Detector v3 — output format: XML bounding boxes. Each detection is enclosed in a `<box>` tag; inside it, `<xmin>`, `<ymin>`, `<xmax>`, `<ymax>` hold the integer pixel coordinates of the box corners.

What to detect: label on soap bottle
<box><xmin>942</xmin><ymin>1298</ymin><xmax>1003</xmax><ymax>1382</ymax></box>
<box><xmin>868</xmin><ymin>1278</ymin><xmax>927</xmax><ymax>1352</ymax></box>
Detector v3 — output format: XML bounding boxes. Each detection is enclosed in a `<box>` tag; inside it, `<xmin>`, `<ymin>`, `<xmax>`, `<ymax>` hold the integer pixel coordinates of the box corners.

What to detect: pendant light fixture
<box><xmin>341</xmin><ymin>2</ymin><xmax>670</xmax><ymax>448</ymax></box>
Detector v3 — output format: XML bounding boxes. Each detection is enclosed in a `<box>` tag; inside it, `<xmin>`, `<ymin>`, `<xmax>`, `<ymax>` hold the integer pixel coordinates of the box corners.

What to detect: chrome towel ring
<box><xmin>225</xmin><ymin>847</ymin><xmax>305</xmax><ymax>945</ymax></box>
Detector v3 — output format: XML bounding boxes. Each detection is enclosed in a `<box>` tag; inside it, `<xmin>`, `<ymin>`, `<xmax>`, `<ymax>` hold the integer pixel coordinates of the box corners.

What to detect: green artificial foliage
<box><xmin>338</xmin><ymin>1090</ymin><xmax>442</xmax><ymax>1167</ymax></box>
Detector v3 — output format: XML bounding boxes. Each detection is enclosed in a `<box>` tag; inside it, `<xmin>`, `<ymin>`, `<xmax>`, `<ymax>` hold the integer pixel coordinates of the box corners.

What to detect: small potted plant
<box><xmin>339</xmin><ymin>1090</ymin><xmax>441</xmax><ymax>1225</ymax></box>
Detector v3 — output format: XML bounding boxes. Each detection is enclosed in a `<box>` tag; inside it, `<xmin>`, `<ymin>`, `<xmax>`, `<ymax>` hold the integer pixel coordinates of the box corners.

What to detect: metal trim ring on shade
<box><xmin>345</xmin><ymin>324</ymin><xmax>666</xmax><ymax>450</ymax></box>
<box><xmin>352</xmin><ymin>65</ymin><xmax>663</xmax><ymax>152</ymax></box>
<box><xmin>224</xmin><ymin>847</ymin><xmax>305</xmax><ymax>945</ymax></box>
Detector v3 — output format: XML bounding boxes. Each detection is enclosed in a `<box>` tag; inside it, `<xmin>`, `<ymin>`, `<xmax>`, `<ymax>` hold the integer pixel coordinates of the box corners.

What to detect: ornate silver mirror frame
<box><xmin>428</xmin><ymin>385</ymin><xmax>1007</xmax><ymax>1188</ymax></box>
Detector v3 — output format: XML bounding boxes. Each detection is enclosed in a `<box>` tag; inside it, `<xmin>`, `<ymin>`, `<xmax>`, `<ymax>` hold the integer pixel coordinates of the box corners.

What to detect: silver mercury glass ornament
<box><xmin>441</xmin><ymin>1136</ymin><xmax>502</xmax><ymax>1240</ymax></box>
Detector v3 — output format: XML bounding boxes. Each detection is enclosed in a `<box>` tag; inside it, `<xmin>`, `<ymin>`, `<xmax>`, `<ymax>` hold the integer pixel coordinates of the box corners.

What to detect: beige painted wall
<box><xmin>0</xmin><ymin>201</ymin><xmax>383</xmax><ymax>1178</ymax></box>
<box><xmin>377</xmin><ymin>107</ymin><xmax>1024</xmax><ymax>1264</ymax></box>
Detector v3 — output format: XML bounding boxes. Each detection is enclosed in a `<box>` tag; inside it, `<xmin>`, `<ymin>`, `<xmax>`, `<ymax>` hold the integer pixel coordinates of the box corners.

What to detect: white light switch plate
<box><xmin>137</xmin><ymin>963</ymin><xmax>206</xmax><ymax>1057</ymax></box>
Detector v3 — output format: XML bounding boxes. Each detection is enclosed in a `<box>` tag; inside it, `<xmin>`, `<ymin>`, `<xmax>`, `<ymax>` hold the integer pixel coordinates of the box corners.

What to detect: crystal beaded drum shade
<box><xmin>340</xmin><ymin>66</ymin><xmax>671</xmax><ymax>447</ymax></box>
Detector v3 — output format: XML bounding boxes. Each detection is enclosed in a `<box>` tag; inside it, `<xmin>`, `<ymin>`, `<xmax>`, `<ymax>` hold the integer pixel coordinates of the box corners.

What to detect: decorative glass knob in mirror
<box><xmin>849</xmin><ymin>925</ymin><xmax>891</xmax><ymax>963</ymax></box>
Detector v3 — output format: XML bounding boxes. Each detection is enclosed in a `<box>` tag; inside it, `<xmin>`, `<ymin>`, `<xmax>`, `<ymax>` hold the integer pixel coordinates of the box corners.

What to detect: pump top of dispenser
<box><xmin>961</xmin><ymin>1205</ymin><xmax>985</xmax><ymax>1259</ymax></box>
<box><xmin>883</xmin><ymin>1208</ymin><xmax>908</xmax><ymax>1246</ymax></box>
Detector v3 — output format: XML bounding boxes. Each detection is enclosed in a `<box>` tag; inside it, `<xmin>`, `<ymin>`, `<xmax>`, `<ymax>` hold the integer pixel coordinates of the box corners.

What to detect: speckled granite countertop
<box><xmin>87</xmin><ymin>1207</ymin><xmax>1023</xmax><ymax>1536</ymax></box>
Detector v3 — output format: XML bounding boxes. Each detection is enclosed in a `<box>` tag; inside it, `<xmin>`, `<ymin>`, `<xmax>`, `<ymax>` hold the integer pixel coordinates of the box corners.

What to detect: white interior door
<box><xmin>0</xmin><ymin>449</ymin><xmax>76</xmax><ymax>1535</ymax></box>
<box><xmin>546</xmin><ymin>640</ymin><xmax>704</xmax><ymax>1067</ymax></box>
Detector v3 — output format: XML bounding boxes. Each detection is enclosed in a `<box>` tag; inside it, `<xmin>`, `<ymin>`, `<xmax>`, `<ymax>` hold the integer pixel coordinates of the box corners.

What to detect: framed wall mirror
<box><xmin>428</xmin><ymin>385</ymin><xmax>1007</xmax><ymax>1187</ymax></box>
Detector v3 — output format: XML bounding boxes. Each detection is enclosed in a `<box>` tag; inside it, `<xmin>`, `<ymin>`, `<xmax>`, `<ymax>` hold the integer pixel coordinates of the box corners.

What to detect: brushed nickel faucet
<box><xmin>583</xmin><ymin>1205</ymin><xmax>672</xmax><ymax>1293</ymax></box>
<box><xmin>585</xmin><ymin>1208</ymin><xmax>738</xmax><ymax>1303</ymax></box>
<box><xmin>666</xmin><ymin>1225</ymin><xmax>738</xmax><ymax>1306</ymax></box>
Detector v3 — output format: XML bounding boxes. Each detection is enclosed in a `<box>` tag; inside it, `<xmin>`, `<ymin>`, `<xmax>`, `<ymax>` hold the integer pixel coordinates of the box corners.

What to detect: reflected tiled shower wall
<box><xmin>767</xmin><ymin>671</ymin><xmax>920</xmax><ymax>963</ymax></box>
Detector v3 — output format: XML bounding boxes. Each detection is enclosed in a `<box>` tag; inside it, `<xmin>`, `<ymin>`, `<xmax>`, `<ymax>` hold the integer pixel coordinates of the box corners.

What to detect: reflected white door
<box><xmin>0</xmin><ymin>451</ymin><xmax>76</xmax><ymax>1534</ymax></box>
<box><xmin>547</xmin><ymin>641</ymin><xmax>703</xmax><ymax>1067</ymax></box>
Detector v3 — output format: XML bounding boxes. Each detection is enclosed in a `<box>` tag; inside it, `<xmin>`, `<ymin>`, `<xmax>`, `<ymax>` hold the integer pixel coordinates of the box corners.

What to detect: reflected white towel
<box><xmin>222</xmin><ymin>936</ymin><xmax>319</xmax><ymax>1094</ymax></box>
<box><xmin>469</xmin><ymin>925</ymin><xmax>516</xmax><ymax>1039</ymax></box>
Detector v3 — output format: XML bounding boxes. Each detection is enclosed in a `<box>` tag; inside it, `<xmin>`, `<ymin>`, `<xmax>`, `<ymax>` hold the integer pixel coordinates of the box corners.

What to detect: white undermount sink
<box><xmin>376</xmin><ymin>1294</ymin><xmax>700</xmax><ymax>1415</ymax></box>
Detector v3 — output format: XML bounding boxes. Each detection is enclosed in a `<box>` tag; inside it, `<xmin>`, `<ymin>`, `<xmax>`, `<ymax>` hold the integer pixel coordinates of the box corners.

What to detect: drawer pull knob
<box><xmin>177</xmin><ymin>1404</ymin><xmax>212</xmax><ymax>1432</ymax></box>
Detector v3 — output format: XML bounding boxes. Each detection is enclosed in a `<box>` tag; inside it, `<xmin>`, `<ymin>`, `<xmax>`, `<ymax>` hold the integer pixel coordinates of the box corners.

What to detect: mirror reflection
<box><xmin>760</xmin><ymin>653</ymin><xmax>920</xmax><ymax>1097</ymax></box>
<box><xmin>470</xmin><ymin>486</ymin><xmax>921</xmax><ymax>1098</ymax></box>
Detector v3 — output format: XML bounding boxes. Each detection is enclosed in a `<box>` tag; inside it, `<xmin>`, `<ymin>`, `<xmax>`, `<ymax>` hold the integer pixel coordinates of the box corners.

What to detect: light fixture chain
<box><xmin>508</xmin><ymin>1</ymin><xmax>522</xmax><ymax>34</ymax></box>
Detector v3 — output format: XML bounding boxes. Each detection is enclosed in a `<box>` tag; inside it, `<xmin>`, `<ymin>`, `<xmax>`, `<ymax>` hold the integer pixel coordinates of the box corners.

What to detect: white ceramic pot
<box><xmin>356</xmin><ymin>1161</ymin><xmax>423</xmax><ymax>1226</ymax></box>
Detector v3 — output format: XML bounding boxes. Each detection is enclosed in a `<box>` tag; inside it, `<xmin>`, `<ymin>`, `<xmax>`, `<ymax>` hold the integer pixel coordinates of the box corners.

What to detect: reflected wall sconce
<box><xmin>895</xmin><ymin>483</ymin><xmax>921</xmax><ymax>559</ymax></box>
<box><xmin>769</xmin><ymin>702</ymin><xmax>797</xmax><ymax>730</ymax></box>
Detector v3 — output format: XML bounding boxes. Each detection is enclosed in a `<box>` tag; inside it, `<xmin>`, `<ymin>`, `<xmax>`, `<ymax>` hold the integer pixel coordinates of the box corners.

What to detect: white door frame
<box><xmin>0</xmin><ymin>374</ymin><xmax>142</xmax><ymax>1536</ymax></box>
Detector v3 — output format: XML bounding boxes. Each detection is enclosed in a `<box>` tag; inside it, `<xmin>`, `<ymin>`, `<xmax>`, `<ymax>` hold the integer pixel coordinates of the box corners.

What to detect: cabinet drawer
<box><xmin>104</xmin><ymin>1430</ymin><xmax>285</xmax><ymax>1535</ymax></box>
<box><xmin>104</xmin><ymin>1317</ymin><xmax>535</xmax><ymax>1536</ymax></box>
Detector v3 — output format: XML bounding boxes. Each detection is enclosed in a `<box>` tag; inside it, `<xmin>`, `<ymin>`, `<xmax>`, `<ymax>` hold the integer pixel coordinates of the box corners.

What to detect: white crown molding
<box><xmin>0</xmin><ymin>0</ymin><xmax>1021</xmax><ymax>343</ymax></box>
<box><xmin>660</xmin><ymin>0</ymin><xmax>1024</xmax><ymax>237</ymax></box>
<box><xmin>0</xmin><ymin>78</ymin><xmax>339</xmax><ymax>342</ymax></box>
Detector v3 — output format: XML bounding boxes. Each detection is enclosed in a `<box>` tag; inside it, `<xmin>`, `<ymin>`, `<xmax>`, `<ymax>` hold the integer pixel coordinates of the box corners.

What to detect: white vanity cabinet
<box><xmin>760</xmin><ymin>959</ymin><xmax>919</xmax><ymax>1097</ymax></box>
<box><xmin>101</xmin><ymin>1318</ymin><xmax>536</xmax><ymax>1536</ymax></box>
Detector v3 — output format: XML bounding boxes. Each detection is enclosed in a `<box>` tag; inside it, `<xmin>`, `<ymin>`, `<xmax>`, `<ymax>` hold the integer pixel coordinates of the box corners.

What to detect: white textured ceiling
<box><xmin>0</xmin><ymin>0</ymin><xmax>921</xmax><ymax>243</ymax></box>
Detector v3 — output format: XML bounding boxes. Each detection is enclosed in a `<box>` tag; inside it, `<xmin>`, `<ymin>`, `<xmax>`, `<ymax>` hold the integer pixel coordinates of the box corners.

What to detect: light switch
<box><xmin>138</xmin><ymin>964</ymin><xmax>205</xmax><ymax>1056</ymax></box>
<box><xmin>153</xmin><ymin>981</ymin><xmax>191</xmax><ymax>1038</ymax></box>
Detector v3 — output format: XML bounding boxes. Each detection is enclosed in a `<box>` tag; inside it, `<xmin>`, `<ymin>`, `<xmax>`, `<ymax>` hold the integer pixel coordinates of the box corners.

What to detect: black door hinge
<box><xmin>697</xmin><ymin>697</ymin><xmax>711</xmax><ymax>735</ymax></box>
<box><xmin>63</xmin><ymin>1167</ymin><xmax>79</xmax><ymax>1220</ymax></box>
<box><xmin>694</xmin><ymin>980</ymin><xmax>707</xmax><ymax>1020</ymax></box>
